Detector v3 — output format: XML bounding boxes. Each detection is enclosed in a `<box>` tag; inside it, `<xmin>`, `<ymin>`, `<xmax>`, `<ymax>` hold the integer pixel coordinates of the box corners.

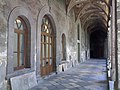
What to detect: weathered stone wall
<box><xmin>117</xmin><ymin>2</ymin><xmax>120</xmax><ymax>88</ymax></box>
<box><xmin>87</xmin><ymin>32</ymin><xmax>90</xmax><ymax>60</ymax></box>
<box><xmin>0</xmin><ymin>0</ymin><xmax>86</xmax><ymax>89</ymax></box>
<box><xmin>49</xmin><ymin>1</ymin><xmax>80</xmax><ymax>70</ymax></box>
<box><xmin>80</xmin><ymin>27</ymin><xmax>86</xmax><ymax>62</ymax></box>
<box><xmin>0</xmin><ymin>0</ymin><xmax>7</xmax><ymax>89</ymax></box>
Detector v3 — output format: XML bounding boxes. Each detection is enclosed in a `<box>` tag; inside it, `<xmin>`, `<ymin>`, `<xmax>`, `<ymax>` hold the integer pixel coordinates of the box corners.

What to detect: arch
<box><xmin>90</xmin><ymin>30</ymin><xmax>107</xmax><ymax>58</ymax></box>
<box><xmin>67</xmin><ymin>0</ymin><xmax>109</xmax><ymax>13</ymax></box>
<box><xmin>40</xmin><ymin>15</ymin><xmax>56</xmax><ymax>76</ymax></box>
<box><xmin>37</xmin><ymin>6</ymin><xmax>56</xmax><ymax>36</ymax></box>
<box><xmin>37</xmin><ymin>6</ymin><xmax>56</xmax><ymax>77</ymax></box>
<box><xmin>82</xmin><ymin>17</ymin><xmax>107</xmax><ymax>32</ymax></box>
<box><xmin>79</xmin><ymin>3</ymin><xmax>108</xmax><ymax>17</ymax></box>
<box><xmin>7</xmin><ymin>6</ymin><xmax>35</xmax><ymax>75</ymax></box>
<box><xmin>82</xmin><ymin>14</ymin><xmax>107</xmax><ymax>27</ymax></box>
<box><xmin>13</xmin><ymin>16</ymin><xmax>31</xmax><ymax>70</ymax></box>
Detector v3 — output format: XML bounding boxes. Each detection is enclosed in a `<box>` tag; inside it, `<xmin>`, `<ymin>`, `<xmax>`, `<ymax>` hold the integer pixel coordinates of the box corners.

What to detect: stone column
<box><xmin>0</xmin><ymin>1</ymin><xmax>7</xmax><ymax>89</ymax></box>
<box><xmin>117</xmin><ymin>0</ymin><xmax>120</xmax><ymax>89</ymax></box>
<box><xmin>104</xmin><ymin>38</ymin><xmax>108</xmax><ymax>58</ymax></box>
<box><xmin>111</xmin><ymin>0</ymin><xmax>118</xmax><ymax>89</ymax></box>
<box><xmin>108</xmin><ymin>26</ymin><xmax>111</xmax><ymax>61</ymax></box>
<box><xmin>117</xmin><ymin>21</ymin><xmax>120</xmax><ymax>89</ymax></box>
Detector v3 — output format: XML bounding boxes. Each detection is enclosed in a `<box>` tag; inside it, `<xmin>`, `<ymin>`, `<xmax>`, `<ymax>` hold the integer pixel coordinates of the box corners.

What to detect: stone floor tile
<box><xmin>49</xmin><ymin>81</ymin><xmax>59</xmax><ymax>85</ymax></box>
<box><xmin>41</xmin><ymin>87</ymin><xmax>49</xmax><ymax>90</ymax></box>
<box><xmin>69</xmin><ymin>83</ymin><xmax>80</xmax><ymax>87</ymax></box>
<box><xmin>31</xmin><ymin>59</ymin><xmax>108</xmax><ymax>90</ymax></box>
<box><xmin>62</xmin><ymin>84</ymin><xmax>74</xmax><ymax>89</ymax></box>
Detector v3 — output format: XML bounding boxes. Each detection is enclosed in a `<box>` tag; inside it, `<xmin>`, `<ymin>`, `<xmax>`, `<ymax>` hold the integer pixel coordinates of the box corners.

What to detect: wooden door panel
<box><xmin>41</xmin><ymin>67</ymin><xmax>46</xmax><ymax>76</ymax></box>
<box><xmin>41</xmin><ymin>16</ymin><xmax>55</xmax><ymax>76</ymax></box>
<box><xmin>49</xmin><ymin>65</ymin><xmax>52</xmax><ymax>73</ymax></box>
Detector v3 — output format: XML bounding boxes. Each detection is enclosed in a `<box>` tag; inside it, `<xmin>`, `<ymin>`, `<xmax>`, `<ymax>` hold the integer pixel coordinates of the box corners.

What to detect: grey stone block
<box><xmin>10</xmin><ymin>71</ymin><xmax>37</xmax><ymax>90</ymax></box>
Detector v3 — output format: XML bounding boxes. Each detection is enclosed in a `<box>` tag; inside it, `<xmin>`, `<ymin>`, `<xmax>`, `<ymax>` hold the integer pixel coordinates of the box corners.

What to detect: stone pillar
<box><xmin>0</xmin><ymin>1</ymin><xmax>7</xmax><ymax>89</ymax></box>
<box><xmin>117</xmin><ymin>0</ymin><xmax>120</xmax><ymax>89</ymax></box>
<box><xmin>111</xmin><ymin>0</ymin><xmax>118</xmax><ymax>89</ymax></box>
<box><xmin>108</xmin><ymin>26</ymin><xmax>112</xmax><ymax>61</ymax></box>
<box><xmin>117</xmin><ymin>22</ymin><xmax>120</xmax><ymax>89</ymax></box>
<box><xmin>104</xmin><ymin>38</ymin><xmax>108</xmax><ymax>58</ymax></box>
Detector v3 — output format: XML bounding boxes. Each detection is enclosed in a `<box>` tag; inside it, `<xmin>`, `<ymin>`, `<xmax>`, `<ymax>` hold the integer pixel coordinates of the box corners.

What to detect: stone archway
<box><xmin>40</xmin><ymin>15</ymin><xmax>56</xmax><ymax>76</ymax></box>
<box><xmin>7</xmin><ymin>6</ymin><xmax>35</xmax><ymax>75</ymax></box>
<box><xmin>90</xmin><ymin>30</ymin><xmax>107</xmax><ymax>59</ymax></box>
<box><xmin>37</xmin><ymin>6</ymin><xmax>57</xmax><ymax>77</ymax></box>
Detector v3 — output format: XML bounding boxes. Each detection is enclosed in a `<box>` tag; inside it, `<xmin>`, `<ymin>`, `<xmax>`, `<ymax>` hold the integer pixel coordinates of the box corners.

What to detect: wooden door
<box><xmin>41</xmin><ymin>16</ymin><xmax>55</xmax><ymax>76</ymax></box>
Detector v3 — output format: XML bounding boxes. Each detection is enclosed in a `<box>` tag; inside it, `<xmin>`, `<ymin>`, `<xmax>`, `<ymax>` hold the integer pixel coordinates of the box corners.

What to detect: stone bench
<box><xmin>10</xmin><ymin>71</ymin><xmax>37</xmax><ymax>90</ymax></box>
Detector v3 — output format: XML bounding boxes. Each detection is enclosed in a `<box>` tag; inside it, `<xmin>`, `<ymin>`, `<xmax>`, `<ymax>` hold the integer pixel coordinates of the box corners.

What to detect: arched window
<box><xmin>13</xmin><ymin>16</ymin><xmax>30</xmax><ymax>70</ymax></box>
<box><xmin>41</xmin><ymin>15</ymin><xmax>55</xmax><ymax>76</ymax></box>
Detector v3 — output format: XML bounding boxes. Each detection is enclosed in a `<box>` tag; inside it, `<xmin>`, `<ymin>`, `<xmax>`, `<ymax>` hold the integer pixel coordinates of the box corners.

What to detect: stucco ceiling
<box><xmin>65</xmin><ymin>0</ymin><xmax>110</xmax><ymax>32</ymax></box>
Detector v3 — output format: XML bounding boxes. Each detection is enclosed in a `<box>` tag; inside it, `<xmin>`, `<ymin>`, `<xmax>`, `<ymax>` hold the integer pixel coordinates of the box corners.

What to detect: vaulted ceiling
<box><xmin>65</xmin><ymin>0</ymin><xmax>110</xmax><ymax>32</ymax></box>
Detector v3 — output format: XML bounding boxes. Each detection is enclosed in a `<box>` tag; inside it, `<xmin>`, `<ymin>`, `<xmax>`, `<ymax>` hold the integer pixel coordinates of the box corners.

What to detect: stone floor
<box><xmin>30</xmin><ymin>59</ymin><xmax>108</xmax><ymax>90</ymax></box>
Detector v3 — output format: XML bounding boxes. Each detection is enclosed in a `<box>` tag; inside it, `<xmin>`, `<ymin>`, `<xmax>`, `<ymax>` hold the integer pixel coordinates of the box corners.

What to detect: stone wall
<box><xmin>0</xmin><ymin>0</ymin><xmax>7</xmax><ymax>89</ymax></box>
<box><xmin>117</xmin><ymin>0</ymin><xmax>120</xmax><ymax>89</ymax></box>
<box><xmin>80</xmin><ymin>27</ymin><xmax>86</xmax><ymax>62</ymax></box>
<box><xmin>0</xmin><ymin>0</ymin><xmax>87</xmax><ymax>89</ymax></box>
<box><xmin>117</xmin><ymin>2</ymin><xmax>120</xmax><ymax>88</ymax></box>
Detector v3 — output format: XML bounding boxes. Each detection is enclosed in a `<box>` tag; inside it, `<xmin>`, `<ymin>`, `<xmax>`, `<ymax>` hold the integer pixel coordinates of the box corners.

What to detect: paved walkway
<box><xmin>30</xmin><ymin>59</ymin><xmax>108</xmax><ymax>90</ymax></box>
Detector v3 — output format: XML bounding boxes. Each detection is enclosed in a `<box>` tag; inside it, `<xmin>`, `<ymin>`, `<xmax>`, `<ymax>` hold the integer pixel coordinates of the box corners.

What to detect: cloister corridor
<box><xmin>30</xmin><ymin>59</ymin><xmax>108</xmax><ymax>90</ymax></box>
<box><xmin>0</xmin><ymin>0</ymin><xmax>120</xmax><ymax>90</ymax></box>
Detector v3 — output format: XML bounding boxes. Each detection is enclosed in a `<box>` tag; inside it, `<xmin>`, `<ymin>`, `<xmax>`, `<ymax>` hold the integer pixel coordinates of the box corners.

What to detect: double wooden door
<box><xmin>40</xmin><ymin>15</ymin><xmax>56</xmax><ymax>76</ymax></box>
<box><xmin>41</xmin><ymin>32</ymin><xmax>55</xmax><ymax>76</ymax></box>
